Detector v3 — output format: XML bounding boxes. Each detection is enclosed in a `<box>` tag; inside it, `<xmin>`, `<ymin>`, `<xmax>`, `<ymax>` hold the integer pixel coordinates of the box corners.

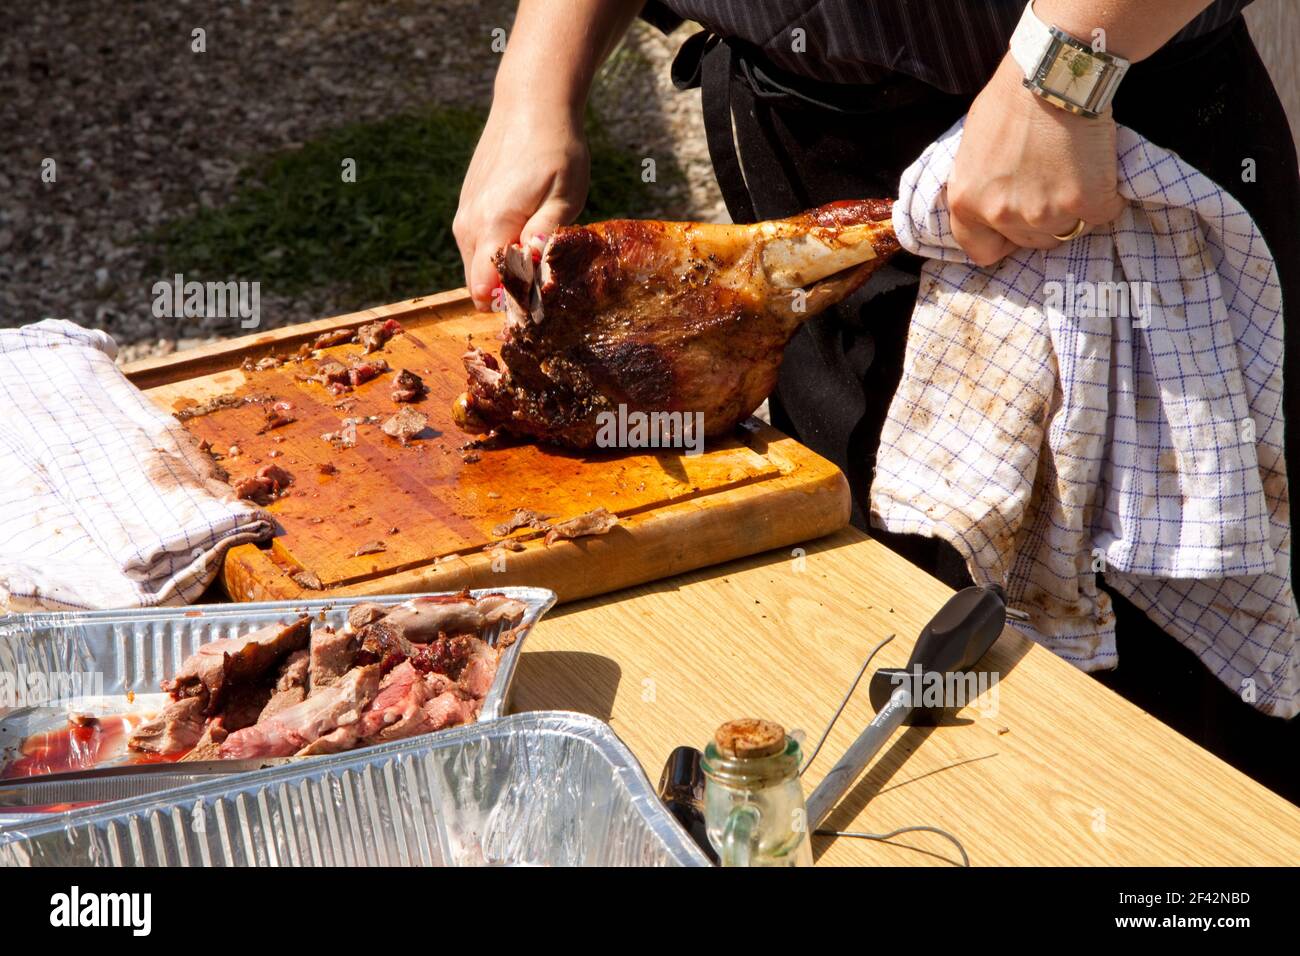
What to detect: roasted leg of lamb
<box><xmin>454</xmin><ymin>200</ymin><xmax>900</xmax><ymax>448</ymax></box>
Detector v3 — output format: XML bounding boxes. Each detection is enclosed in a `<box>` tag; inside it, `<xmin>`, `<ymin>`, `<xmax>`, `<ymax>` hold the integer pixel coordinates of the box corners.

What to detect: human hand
<box><xmin>454</xmin><ymin>101</ymin><xmax>590</xmax><ymax>310</ymax></box>
<box><xmin>947</xmin><ymin>55</ymin><xmax>1125</xmax><ymax>266</ymax></box>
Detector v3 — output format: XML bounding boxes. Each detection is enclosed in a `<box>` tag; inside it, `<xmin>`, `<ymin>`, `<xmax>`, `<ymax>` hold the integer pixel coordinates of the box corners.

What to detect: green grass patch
<box><xmin>151</xmin><ymin>107</ymin><xmax>675</xmax><ymax>308</ymax></box>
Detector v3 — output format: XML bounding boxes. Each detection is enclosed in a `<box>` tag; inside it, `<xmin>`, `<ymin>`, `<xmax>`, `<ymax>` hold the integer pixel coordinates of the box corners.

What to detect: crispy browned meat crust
<box><xmin>457</xmin><ymin>200</ymin><xmax>899</xmax><ymax>448</ymax></box>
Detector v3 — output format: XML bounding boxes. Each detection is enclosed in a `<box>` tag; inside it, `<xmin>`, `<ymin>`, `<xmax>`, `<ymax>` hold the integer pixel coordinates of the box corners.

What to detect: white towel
<box><xmin>872</xmin><ymin>122</ymin><xmax>1300</xmax><ymax>718</ymax></box>
<box><xmin>0</xmin><ymin>320</ymin><xmax>273</xmax><ymax>612</ymax></box>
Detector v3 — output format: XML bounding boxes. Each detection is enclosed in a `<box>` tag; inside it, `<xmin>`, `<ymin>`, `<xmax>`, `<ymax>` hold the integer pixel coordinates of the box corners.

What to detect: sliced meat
<box><xmin>294</xmin><ymin>724</ymin><xmax>361</xmax><ymax>756</ymax></box>
<box><xmin>309</xmin><ymin>626</ymin><xmax>359</xmax><ymax>691</ymax></box>
<box><xmin>391</xmin><ymin>369</ymin><xmax>426</xmax><ymax>403</ymax></box>
<box><xmin>346</xmin><ymin>603</ymin><xmax>390</xmax><ymax>632</ymax></box>
<box><xmin>258</xmin><ymin>402</ymin><xmax>296</xmax><ymax>433</ymax></box>
<box><xmin>457</xmin><ymin>637</ymin><xmax>499</xmax><ymax>698</ymax></box>
<box><xmin>356</xmin><ymin>661</ymin><xmax>435</xmax><ymax>741</ymax></box>
<box><xmin>258</xmin><ymin>464</ymin><xmax>294</xmax><ymax>489</ymax></box>
<box><xmin>357</xmin><ymin>318</ymin><xmax>403</xmax><ymax>353</ymax></box>
<box><xmin>291</xmin><ymin>570</ymin><xmax>324</xmax><ymax>591</ymax></box>
<box><xmin>311</xmin><ymin>328</ymin><xmax>357</xmax><ymax>350</ymax></box>
<box><xmin>259</xmin><ymin>649</ymin><xmax>310</xmax><ymax>720</ymax></box>
<box><xmin>359</xmin><ymin>593</ymin><xmax>526</xmax><ymax>645</ymax></box>
<box><xmin>491</xmin><ymin>509</ymin><xmax>552</xmax><ymax>537</ymax></box>
<box><xmin>422</xmin><ymin>692</ymin><xmax>480</xmax><ymax>732</ymax></box>
<box><xmin>161</xmin><ymin>617</ymin><xmax>310</xmax><ymax>711</ymax></box>
<box><xmin>473</xmin><ymin>593</ymin><xmax>530</xmax><ymax>628</ymax></box>
<box><xmin>297</xmin><ymin>666</ymin><xmax>450</xmax><ymax>753</ymax></box>
<box><xmin>381</xmin><ymin>407</ymin><xmax>428</xmax><ymax>444</ymax></box>
<box><xmin>218</xmin><ymin>664</ymin><xmax>382</xmax><ymax>759</ymax></box>
<box><xmin>339</xmin><ymin>664</ymin><xmax>473</xmax><ymax>748</ymax></box>
<box><xmin>259</xmin><ymin>685</ymin><xmax>306</xmax><ymax>721</ymax></box>
<box><xmin>128</xmin><ymin>696</ymin><xmax>207</xmax><ymax>755</ymax></box>
<box><xmin>276</xmin><ymin>648</ymin><xmax>311</xmax><ymax>689</ymax></box>
<box><xmin>347</xmin><ymin>357</ymin><xmax>389</xmax><ymax>387</ymax></box>
<box><xmin>220</xmin><ymin>683</ymin><xmax>274</xmax><ymax>732</ymax></box>
<box><xmin>355</xmin><ymin>620</ymin><xmax>420</xmax><ymax>669</ymax></box>
<box><xmin>313</xmin><ymin>359</ymin><xmax>350</xmax><ymax>386</ymax></box>
<box><xmin>232</xmin><ymin>463</ymin><xmax>295</xmax><ymax>505</ymax></box>
<box><xmin>179</xmin><ymin>720</ymin><xmax>228</xmax><ymax>762</ymax></box>
<box><xmin>543</xmin><ymin>507</ymin><xmax>619</xmax><ymax>545</ymax></box>
<box><xmin>353</xmin><ymin>620</ymin><xmax>481</xmax><ymax>680</ymax></box>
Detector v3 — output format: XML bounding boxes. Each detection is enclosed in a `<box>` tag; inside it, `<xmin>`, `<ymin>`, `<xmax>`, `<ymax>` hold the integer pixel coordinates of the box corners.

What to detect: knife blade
<box><xmin>804</xmin><ymin>585</ymin><xmax>1008</xmax><ymax>828</ymax></box>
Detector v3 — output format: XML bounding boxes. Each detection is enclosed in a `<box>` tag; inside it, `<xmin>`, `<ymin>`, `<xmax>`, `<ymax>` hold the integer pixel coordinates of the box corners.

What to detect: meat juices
<box><xmin>454</xmin><ymin>200</ymin><xmax>901</xmax><ymax>448</ymax></box>
<box><xmin>123</xmin><ymin>592</ymin><xmax>527</xmax><ymax>764</ymax></box>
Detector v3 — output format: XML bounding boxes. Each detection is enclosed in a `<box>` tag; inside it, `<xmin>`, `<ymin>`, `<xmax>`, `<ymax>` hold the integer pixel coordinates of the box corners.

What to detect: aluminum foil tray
<box><xmin>0</xmin><ymin>711</ymin><xmax>711</xmax><ymax>867</ymax></box>
<box><xmin>0</xmin><ymin>587</ymin><xmax>556</xmax><ymax>788</ymax></box>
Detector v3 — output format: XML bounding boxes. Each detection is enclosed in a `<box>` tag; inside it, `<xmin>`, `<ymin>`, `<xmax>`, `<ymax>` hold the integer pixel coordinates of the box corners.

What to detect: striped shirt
<box><xmin>643</xmin><ymin>1</ymin><xmax>1254</xmax><ymax>93</ymax></box>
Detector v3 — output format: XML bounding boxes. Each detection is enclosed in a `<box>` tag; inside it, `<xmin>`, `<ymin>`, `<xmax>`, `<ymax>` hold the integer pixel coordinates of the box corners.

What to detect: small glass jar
<box><xmin>702</xmin><ymin>719</ymin><xmax>812</xmax><ymax>867</ymax></box>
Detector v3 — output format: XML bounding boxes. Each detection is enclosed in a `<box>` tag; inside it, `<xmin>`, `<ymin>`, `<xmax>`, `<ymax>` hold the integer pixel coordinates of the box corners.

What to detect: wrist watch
<box><xmin>1009</xmin><ymin>0</ymin><xmax>1131</xmax><ymax>118</ymax></box>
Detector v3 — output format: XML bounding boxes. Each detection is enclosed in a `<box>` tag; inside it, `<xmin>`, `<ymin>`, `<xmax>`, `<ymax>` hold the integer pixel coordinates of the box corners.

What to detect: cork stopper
<box><xmin>714</xmin><ymin>718</ymin><xmax>786</xmax><ymax>759</ymax></box>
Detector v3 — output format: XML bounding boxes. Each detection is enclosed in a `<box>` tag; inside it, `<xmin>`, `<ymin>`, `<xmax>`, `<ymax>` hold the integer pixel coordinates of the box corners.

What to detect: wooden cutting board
<box><xmin>125</xmin><ymin>290</ymin><xmax>850</xmax><ymax>603</ymax></box>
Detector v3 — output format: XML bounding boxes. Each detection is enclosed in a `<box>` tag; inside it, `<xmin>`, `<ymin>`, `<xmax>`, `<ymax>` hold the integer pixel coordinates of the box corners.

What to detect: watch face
<box><xmin>1042</xmin><ymin>46</ymin><xmax>1104</xmax><ymax>106</ymax></box>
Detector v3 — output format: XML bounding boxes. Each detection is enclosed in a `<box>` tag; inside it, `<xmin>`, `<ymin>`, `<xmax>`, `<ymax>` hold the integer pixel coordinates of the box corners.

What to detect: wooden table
<box><xmin>512</xmin><ymin>526</ymin><xmax>1300</xmax><ymax>866</ymax></box>
<box><xmin>124</xmin><ymin>304</ymin><xmax>1299</xmax><ymax>865</ymax></box>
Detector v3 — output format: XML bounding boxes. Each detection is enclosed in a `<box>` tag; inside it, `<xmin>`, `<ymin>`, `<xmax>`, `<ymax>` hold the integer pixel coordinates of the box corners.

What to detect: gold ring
<box><xmin>1052</xmin><ymin>219</ymin><xmax>1087</xmax><ymax>242</ymax></box>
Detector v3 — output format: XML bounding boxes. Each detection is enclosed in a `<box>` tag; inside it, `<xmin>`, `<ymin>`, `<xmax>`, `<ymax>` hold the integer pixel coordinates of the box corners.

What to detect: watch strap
<box><xmin>1009</xmin><ymin>1</ymin><xmax>1056</xmax><ymax>80</ymax></box>
<box><xmin>1009</xmin><ymin>1</ymin><xmax>1130</xmax><ymax>118</ymax></box>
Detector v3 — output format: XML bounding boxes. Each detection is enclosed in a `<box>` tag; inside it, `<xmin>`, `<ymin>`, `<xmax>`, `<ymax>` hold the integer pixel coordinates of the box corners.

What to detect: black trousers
<box><xmin>679</xmin><ymin>18</ymin><xmax>1300</xmax><ymax>804</ymax></box>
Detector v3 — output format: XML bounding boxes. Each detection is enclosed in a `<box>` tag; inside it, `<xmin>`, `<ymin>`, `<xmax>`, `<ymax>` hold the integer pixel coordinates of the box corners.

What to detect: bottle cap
<box><xmin>713</xmin><ymin>718</ymin><xmax>785</xmax><ymax>758</ymax></box>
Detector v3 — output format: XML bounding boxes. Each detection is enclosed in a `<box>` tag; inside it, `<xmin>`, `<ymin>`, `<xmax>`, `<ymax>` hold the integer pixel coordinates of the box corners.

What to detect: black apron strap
<box><xmin>671</xmin><ymin>31</ymin><xmax>758</xmax><ymax>224</ymax></box>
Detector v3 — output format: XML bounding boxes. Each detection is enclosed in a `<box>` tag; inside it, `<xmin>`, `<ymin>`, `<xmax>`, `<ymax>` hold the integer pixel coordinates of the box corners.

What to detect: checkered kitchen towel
<box><xmin>0</xmin><ymin>320</ymin><xmax>273</xmax><ymax>612</ymax></box>
<box><xmin>872</xmin><ymin>121</ymin><xmax>1300</xmax><ymax>718</ymax></box>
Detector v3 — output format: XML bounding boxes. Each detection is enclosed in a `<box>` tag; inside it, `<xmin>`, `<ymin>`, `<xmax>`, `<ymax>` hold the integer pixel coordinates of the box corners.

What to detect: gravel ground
<box><xmin>0</xmin><ymin>0</ymin><xmax>721</xmax><ymax>362</ymax></box>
